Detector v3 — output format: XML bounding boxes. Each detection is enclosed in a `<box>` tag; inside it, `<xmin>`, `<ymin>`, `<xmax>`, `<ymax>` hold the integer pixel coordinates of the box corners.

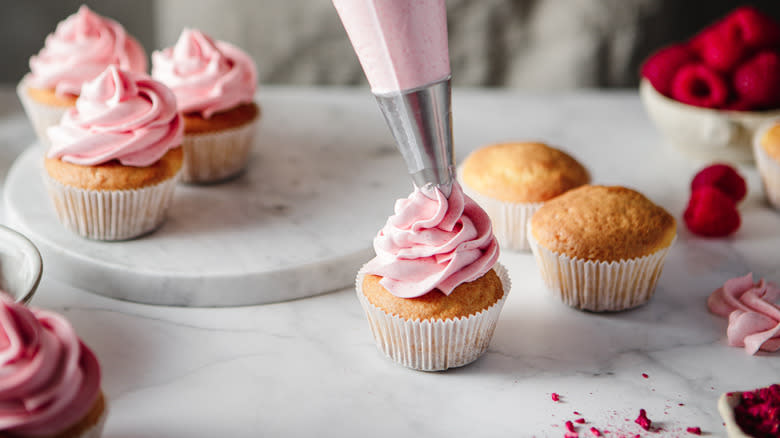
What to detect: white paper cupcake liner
<box><xmin>355</xmin><ymin>263</ymin><xmax>511</xmax><ymax>371</ymax></box>
<box><xmin>181</xmin><ymin>117</ymin><xmax>258</xmax><ymax>183</ymax></box>
<box><xmin>527</xmin><ymin>223</ymin><xmax>674</xmax><ymax>311</ymax></box>
<box><xmin>753</xmin><ymin>123</ymin><xmax>780</xmax><ymax>210</ymax></box>
<box><xmin>43</xmin><ymin>169</ymin><xmax>181</xmax><ymax>241</ymax></box>
<box><xmin>459</xmin><ymin>174</ymin><xmax>542</xmax><ymax>251</ymax></box>
<box><xmin>16</xmin><ymin>77</ymin><xmax>71</xmax><ymax>146</ymax></box>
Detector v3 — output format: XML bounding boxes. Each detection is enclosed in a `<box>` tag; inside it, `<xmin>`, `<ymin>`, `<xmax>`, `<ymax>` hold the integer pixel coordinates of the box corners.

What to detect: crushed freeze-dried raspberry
<box><xmin>575</xmin><ymin>418</ymin><xmax>586</xmax><ymax>424</ymax></box>
<box><xmin>686</xmin><ymin>426</ymin><xmax>702</xmax><ymax>435</ymax></box>
<box><xmin>565</xmin><ymin>433</ymin><xmax>579</xmax><ymax>438</ymax></box>
<box><xmin>566</xmin><ymin>421</ymin><xmax>577</xmax><ymax>433</ymax></box>
<box><xmin>642</xmin><ymin>373</ymin><xmax>649</xmax><ymax>379</ymax></box>
<box><xmin>590</xmin><ymin>427</ymin><xmax>602</xmax><ymax>436</ymax></box>
<box><xmin>552</xmin><ymin>393</ymin><xmax>561</xmax><ymax>402</ymax></box>
<box><xmin>574</xmin><ymin>411</ymin><xmax>581</xmax><ymax>415</ymax></box>
<box><xmin>734</xmin><ymin>384</ymin><xmax>780</xmax><ymax>438</ymax></box>
<box><xmin>635</xmin><ymin>409</ymin><xmax>652</xmax><ymax>431</ymax></box>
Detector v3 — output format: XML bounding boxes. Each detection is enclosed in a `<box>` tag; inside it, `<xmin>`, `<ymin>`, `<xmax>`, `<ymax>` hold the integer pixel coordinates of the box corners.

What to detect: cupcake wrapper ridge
<box><xmin>181</xmin><ymin>116</ymin><xmax>259</xmax><ymax>184</ymax></box>
<box><xmin>459</xmin><ymin>173</ymin><xmax>542</xmax><ymax>251</ymax></box>
<box><xmin>356</xmin><ymin>263</ymin><xmax>511</xmax><ymax>372</ymax></box>
<box><xmin>528</xmin><ymin>223</ymin><xmax>674</xmax><ymax>312</ymax></box>
<box><xmin>43</xmin><ymin>170</ymin><xmax>181</xmax><ymax>241</ymax></box>
<box><xmin>17</xmin><ymin>77</ymin><xmax>70</xmax><ymax>147</ymax></box>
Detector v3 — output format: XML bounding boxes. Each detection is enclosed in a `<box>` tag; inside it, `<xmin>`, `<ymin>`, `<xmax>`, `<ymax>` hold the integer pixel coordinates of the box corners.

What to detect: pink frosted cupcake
<box><xmin>356</xmin><ymin>182</ymin><xmax>510</xmax><ymax>371</ymax></box>
<box><xmin>44</xmin><ymin>66</ymin><xmax>183</xmax><ymax>241</ymax></box>
<box><xmin>152</xmin><ymin>29</ymin><xmax>259</xmax><ymax>183</ymax></box>
<box><xmin>0</xmin><ymin>294</ymin><xmax>106</xmax><ymax>437</ymax></box>
<box><xmin>17</xmin><ymin>5</ymin><xmax>147</xmax><ymax>145</ymax></box>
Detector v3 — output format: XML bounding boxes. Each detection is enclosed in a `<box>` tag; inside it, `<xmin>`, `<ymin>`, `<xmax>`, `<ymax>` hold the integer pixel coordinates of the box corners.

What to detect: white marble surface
<box><xmin>0</xmin><ymin>87</ymin><xmax>778</xmax><ymax>437</ymax></box>
<box><xmin>4</xmin><ymin>89</ymin><xmax>412</xmax><ymax>306</ymax></box>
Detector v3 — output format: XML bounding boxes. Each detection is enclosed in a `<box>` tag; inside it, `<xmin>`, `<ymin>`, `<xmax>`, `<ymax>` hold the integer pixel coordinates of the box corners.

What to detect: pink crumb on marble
<box><xmin>574</xmin><ymin>411</ymin><xmax>581</xmax><ymax>415</ymax></box>
<box><xmin>642</xmin><ymin>373</ymin><xmax>649</xmax><ymax>378</ymax></box>
<box><xmin>575</xmin><ymin>418</ymin><xmax>586</xmax><ymax>424</ymax></box>
<box><xmin>590</xmin><ymin>427</ymin><xmax>602</xmax><ymax>436</ymax></box>
<box><xmin>686</xmin><ymin>426</ymin><xmax>702</xmax><ymax>435</ymax></box>
<box><xmin>635</xmin><ymin>409</ymin><xmax>652</xmax><ymax>431</ymax></box>
<box><xmin>565</xmin><ymin>421</ymin><xmax>576</xmax><ymax>433</ymax></box>
<box><xmin>552</xmin><ymin>393</ymin><xmax>561</xmax><ymax>402</ymax></box>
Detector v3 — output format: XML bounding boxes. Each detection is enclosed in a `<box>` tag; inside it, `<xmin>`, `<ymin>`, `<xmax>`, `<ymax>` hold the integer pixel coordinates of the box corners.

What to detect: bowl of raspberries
<box><xmin>640</xmin><ymin>6</ymin><xmax>780</xmax><ymax>163</ymax></box>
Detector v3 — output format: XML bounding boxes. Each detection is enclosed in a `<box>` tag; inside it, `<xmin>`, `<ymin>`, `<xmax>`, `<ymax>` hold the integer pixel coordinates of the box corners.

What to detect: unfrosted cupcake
<box><xmin>357</xmin><ymin>182</ymin><xmax>510</xmax><ymax>371</ymax></box>
<box><xmin>44</xmin><ymin>66</ymin><xmax>183</xmax><ymax>241</ymax></box>
<box><xmin>17</xmin><ymin>5</ymin><xmax>147</xmax><ymax>145</ymax></box>
<box><xmin>152</xmin><ymin>29</ymin><xmax>259</xmax><ymax>183</ymax></box>
<box><xmin>528</xmin><ymin>185</ymin><xmax>676</xmax><ymax>311</ymax></box>
<box><xmin>0</xmin><ymin>294</ymin><xmax>106</xmax><ymax>438</ymax></box>
<box><xmin>459</xmin><ymin>142</ymin><xmax>590</xmax><ymax>251</ymax></box>
<box><xmin>755</xmin><ymin>122</ymin><xmax>780</xmax><ymax>209</ymax></box>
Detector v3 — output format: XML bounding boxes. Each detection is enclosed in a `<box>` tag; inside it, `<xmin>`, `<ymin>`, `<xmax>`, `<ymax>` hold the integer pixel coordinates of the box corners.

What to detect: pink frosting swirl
<box><xmin>151</xmin><ymin>29</ymin><xmax>257</xmax><ymax>118</ymax></box>
<box><xmin>364</xmin><ymin>182</ymin><xmax>499</xmax><ymax>298</ymax></box>
<box><xmin>28</xmin><ymin>5</ymin><xmax>147</xmax><ymax>97</ymax></box>
<box><xmin>708</xmin><ymin>273</ymin><xmax>780</xmax><ymax>355</ymax></box>
<box><xmin>0</xmin><ymin>295</ymin><xmax>100</xmax><ymax>436</ymax></box>
<box><xmin>47</xmin><ymin>66</ymin><xmax>183</xmax><ymax>167</ymax></box>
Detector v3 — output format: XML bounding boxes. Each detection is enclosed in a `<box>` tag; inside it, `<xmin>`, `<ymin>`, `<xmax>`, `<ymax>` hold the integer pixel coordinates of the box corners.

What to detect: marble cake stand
<box><xmin>4</xmin><ymin>102</ymin><xmax>409</xmax><ymax>306</ymax></box>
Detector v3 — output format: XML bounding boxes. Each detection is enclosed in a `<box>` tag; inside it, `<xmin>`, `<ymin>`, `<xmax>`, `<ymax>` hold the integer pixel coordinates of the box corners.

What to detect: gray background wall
<box><xmin>3</xmin><ymin>0</ymin><xmax>780</xmax><ymax>89</ymax></box>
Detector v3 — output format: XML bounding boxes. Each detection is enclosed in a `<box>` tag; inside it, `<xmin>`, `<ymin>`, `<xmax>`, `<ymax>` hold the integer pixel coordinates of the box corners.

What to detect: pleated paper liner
<box><xmin>356</xmin><ymin>263</ymin><xmax>511</xmax><ymax>371</ymax></box>
<box><xmin>180</xmin><ymin>118</ymin><xmax>258</xmax><ymax>183</ymax></box>
<box><xmin>17</xmin><ymin>76</ymin><xmax>70</xmax><ymax>147</ymax></box>
<box><xmin>43</xmin><ymin>170</ymin><xmax>181</xmax><ymax>241</ymax></box>
<box><xmin>527</xmin><ymin>222</ymin><xmax>675</xmax><ymax>312</ymax></box>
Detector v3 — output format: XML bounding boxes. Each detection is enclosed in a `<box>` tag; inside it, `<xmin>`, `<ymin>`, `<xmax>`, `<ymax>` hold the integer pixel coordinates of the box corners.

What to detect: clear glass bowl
<box><xmin>0</xmin><ymin>225</ymin><xmax>42</xmax><ymax>303</ymax></box>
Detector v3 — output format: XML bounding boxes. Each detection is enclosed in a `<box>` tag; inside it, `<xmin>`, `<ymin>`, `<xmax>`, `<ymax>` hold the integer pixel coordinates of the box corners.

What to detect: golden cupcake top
<box><xmin>761</xmin><ymin>123</ymin><xmax>780</xmax><ymax>161</ymax></box>
<box><xmin>530</xmin><ymin>185</ymin><xmax>676</xmax><ymax>261</ymax></box>
<box><xmin>460</xmin><ymin>142</ymin><xmax>590</xmax><ymax>203</ymax></box>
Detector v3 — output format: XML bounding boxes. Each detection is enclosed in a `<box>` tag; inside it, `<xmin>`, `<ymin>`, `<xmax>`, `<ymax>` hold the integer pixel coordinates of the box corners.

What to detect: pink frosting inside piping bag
<box><xmin>708</xmin><ymin>273</ymin><xmax>780</xmax><ymax>355</ymax></box>
<box><xmin>47</xmin><ymin>66</ymin><xmax>183</xmax><ymax>167</ymax></box>
<box><xmin>28</xmin><ymin>5</ymin><xmax>148</xmax><ymax>97</ymax></box>
<box><xmin>332</xmin><ymin>0</ymin><xmax>450</xmax><ymax>93</ymax></box>
<box><xmin>364</xmin><ymin>181</ymin><xmax>499</xmax><ymax>298</ymax></box>
<box><xmin>151</xmin><ymin>29</ymin><xmax>257</xmax><ymax>118</ymax></box>
<box><xmin>0</xmin><ymin>294</ymin><xmax>101</xmax><ymax>437</ymax></box>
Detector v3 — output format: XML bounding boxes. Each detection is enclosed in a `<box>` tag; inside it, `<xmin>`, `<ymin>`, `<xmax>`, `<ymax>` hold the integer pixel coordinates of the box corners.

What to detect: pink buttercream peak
<box><xmin>364</xmin><ymin>182</ymin><xmax>499</xmax><ymax>298</ymax></box>
<box><xmin>28</xmin><ymin>5</ymin><xmax>147</xmax><ymax>96</ymax></box>
<box><xmin>708</xmin><ymin>273</ymin><xmax>780</xmax><ymax>355</ymax></box>
<box><xmin>47</xmin><ymin>66</ymin><xmax>183</xmax><ymax>167</ymax></box>
<box><xmin>0</xmin><ymin>294</ymin><xmax>101</xmax><ymax>436</ymax></box>
<box><xmin>151</xmin><ymin>28</ymin><xmax>257</xmax><ymax>118</ymax></box>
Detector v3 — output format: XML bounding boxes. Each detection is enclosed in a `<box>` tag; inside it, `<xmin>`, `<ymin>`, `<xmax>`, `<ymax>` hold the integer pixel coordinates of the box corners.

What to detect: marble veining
<box><xmin>0</xmin><ymin>87</ymin><xmax>777</xmax><ymax>437</ymax></box>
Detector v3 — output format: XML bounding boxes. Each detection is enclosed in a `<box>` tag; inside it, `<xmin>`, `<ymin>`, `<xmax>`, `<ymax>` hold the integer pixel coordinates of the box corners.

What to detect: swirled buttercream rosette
<box><xmin>356</xmin><ymin>183</ymin><xmax>510</xmax><ymax>371</ymax></box>
<box><xmin>19</xmin><ymin>5</ymin><xmax>147</xmax><ymax>146</ymax></box>
<box><xmin>0</xmin><ymin>294</ymin><xmax>107</xmax><ymax>438</ymax></box>
<box><xmin>43</xmin><ymin>66</ymin><xmax>183</xmax><ymax>241</ymax></box>
<box><xmin>152</xmin><ymin>29</ymin><xmax>259</xmax><ymax>183</ymax></box>
<box><xmin>527</xmin><ymin>222</ymin><xmax>675</xmax><ymax>311</ymax></box>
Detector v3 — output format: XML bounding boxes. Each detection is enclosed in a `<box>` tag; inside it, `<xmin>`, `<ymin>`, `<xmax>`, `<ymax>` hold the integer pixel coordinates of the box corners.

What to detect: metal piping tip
<box><xmin>374</xmin><ymin>77</ymin><xmax>454</xmax><ymax>197</ymax></box>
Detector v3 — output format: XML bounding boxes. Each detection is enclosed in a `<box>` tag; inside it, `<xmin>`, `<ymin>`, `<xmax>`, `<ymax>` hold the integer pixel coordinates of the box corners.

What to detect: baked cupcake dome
<box><xmin>755</xmin><ymin>122</ymin><xmax>780</xmax><ymax>209</ymax></box>
<box><xmin>17</xmin><ymin>5</ymin><xmax>147</xmax><ymax>145</ymax></box>
<box><xmin>152</xmin><ymin>29</ymin><xmax>260</xmax><ymax>183</ymax></box>
<box><xmin>528</xmin><ymin>185</ymin><xmax>676</xmax><ymax>311</ymax></box>
<box><xmin>44</xmin><ymin>66</ymin><xmax>183</xmax><ymax>241</ymax></box>
<box><xmin>459</xmin><ymin>141</ymin><xmax>590</xmax><ymax>251</ymax></box>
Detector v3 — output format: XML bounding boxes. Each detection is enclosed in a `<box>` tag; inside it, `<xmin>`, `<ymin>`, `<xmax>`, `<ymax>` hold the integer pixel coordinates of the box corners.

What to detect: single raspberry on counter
<box><xmin>670</xmin><ymin>64</ymin><xmax>729</xmax><ymax>108</ymax></box>
<box><xmin>641</xmin><ymin>44</ymin><xmax>697</xmax><ymax>96</ymax></box>
<box><xmin>691</xmin><ymin>163</ymin><xmax>747</xmax><ymax>202</ymax></box>
<box><xmin>734</xmin><ymin>50</ymin><xmax>780</xmax><ymax>109</ymax></box>
<box><xmin>684</xmin><ymin>186</ymin><xmax>741</xmax><ymax>237</ymax></box>
<box><xmin>725</xmin><ymin>6</ymin><xmax>780</xmax><ymax>50</ymax></box>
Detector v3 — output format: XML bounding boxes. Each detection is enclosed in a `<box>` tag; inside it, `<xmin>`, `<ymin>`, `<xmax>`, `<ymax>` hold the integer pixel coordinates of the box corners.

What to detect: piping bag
<box><xmin>332</xmin><ymin>0</ymin><xmax>454</xmax><ymax>196</ymax></box>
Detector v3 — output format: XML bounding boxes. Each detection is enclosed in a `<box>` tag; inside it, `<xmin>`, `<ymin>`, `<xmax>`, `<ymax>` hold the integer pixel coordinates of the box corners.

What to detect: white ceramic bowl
<box><xmin>0</xmin><ymin>225</ymin><xmax>42</xmax><ymax>303</ymax></box>
<box><xmin>718</xmin><ymin>392</ymin><xmax>753</xmax><ymax>438</ymax></box>
<box><xmin>639</xmin><ymin>79</ymin><xmax>780</xmax><ymax>164</ymax></box>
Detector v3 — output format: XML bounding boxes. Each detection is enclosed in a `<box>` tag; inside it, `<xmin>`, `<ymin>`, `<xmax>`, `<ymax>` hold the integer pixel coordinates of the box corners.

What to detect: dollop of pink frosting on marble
<box><xmin>0</xmin><ymin>294</ymin><xmax>100</xmax><ymax>437</ymax></box>
<box><xmin>364</xmin><ymin>182</ymin><xmax>499</xmax><ymax>298</ymax></box>
<box><xmin>708</xmin><ymin>273</ymin><xmax>780</xmax><ymax>355</ymax></box>
<box><xmin>28</xmin><ymin>5</ymin><xmax>148</xmax><ymax>97</ymax></box>
<box><xmin>47</xmin><ymin>66</ymin><xmax>183</xmax><ymax>167</ymax></box>
<box><xmin>151</xmin><ymin>29</ymin><xmax>257</xmax><ymax>118</ymax></box>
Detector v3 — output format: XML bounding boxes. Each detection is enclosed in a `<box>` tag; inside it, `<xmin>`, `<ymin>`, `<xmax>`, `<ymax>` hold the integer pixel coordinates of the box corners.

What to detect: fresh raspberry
<box><xmin>641</xmin><ymin>44</ymin><xmax>696</xmax><ymax>96</ymax></box>
<box><xmin>734</xmin><ymin>50</ymin><xmax>780</xmax><ymax>110</ymax></box>
<box><xmin>698</xmin><ymin>25</ymin><xmax>749</xmax><ymax>73</ymax></box>
<box><xmin>684</xmin><ymin>186</ymin><xmax>741</xmax><ymax>237</ymax></box>
<box><xmin>691</xmin><ymin>163</ymin><xmax>747</xmax><ymax>202</ymax></box>
<box><xmin>722</xmin><ymin>97</ymin><xmax>754</xmax><ymax>111</ymax></box>
<box><xmin>725</xmin><ymin>6</ymin><xmax>780</xmax><ymax>50</ymax></box>
<box><xmin>670</xmin><ymin>63</ymin><xmax>729</xmax><ymax>108</ymax></box>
